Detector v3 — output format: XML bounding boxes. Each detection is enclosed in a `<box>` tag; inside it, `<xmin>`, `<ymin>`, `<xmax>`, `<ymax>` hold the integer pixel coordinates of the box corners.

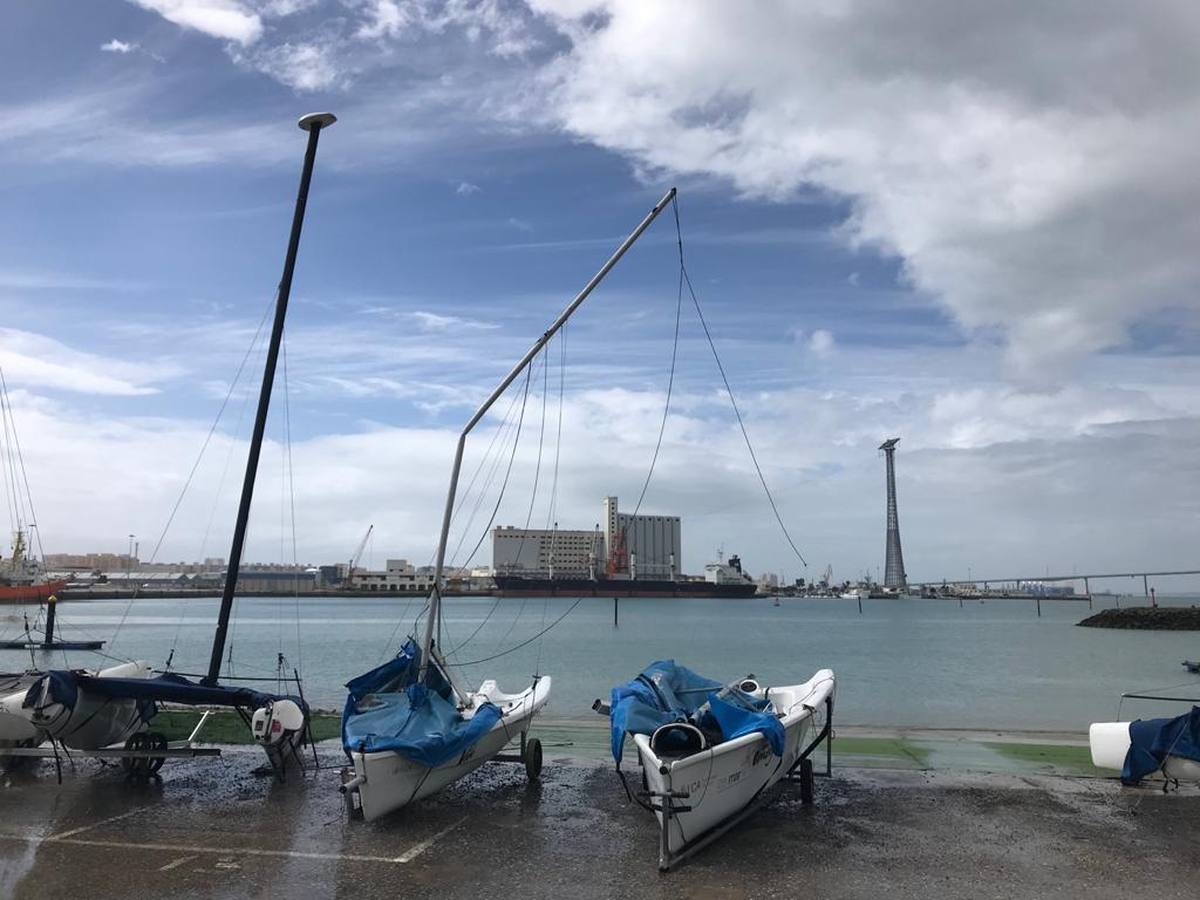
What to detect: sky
<box><xmin>1</xmin><ymin>0</ymin><xmax>1199</xmax><ymax>588</ymax></box>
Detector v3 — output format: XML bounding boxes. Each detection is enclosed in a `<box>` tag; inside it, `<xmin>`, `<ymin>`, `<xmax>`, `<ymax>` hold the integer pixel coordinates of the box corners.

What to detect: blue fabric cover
<box><xmin>341</xmin><ymin>639</ymin><xmax>503</xmax><ymax>768</ymax></box>
<box><xmin>23</xmin><ymin>670</ymin><xmax>303</xmax><ymax>720</ymax></box>
<box><xmin>23</xmin><ymin>669</ymin><xmax>157</xmax><ymax>726</ymax></box>
<box><xmin>1123</xmin><ymin>706</ymin><xmax>1200</xmax><ymax>784</ymax></box>
<box><xmin>609</xmin><ymin>660</ymin><xmax>785</xmax><ymax>762</ymax></box>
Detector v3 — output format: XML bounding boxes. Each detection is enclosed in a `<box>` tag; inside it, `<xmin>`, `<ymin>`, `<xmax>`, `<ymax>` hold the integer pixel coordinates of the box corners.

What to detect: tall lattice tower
<box><xmin>879</xmin><ymin>438</ymin><xmax>907</xmax><ymax>590</ymax></box>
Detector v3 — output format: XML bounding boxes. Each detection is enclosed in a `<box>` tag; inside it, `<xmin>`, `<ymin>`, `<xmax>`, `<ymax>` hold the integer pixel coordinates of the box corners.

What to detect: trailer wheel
<box><xmin>145</xmin><ymin>732</ymin><xmax>167</xmax><ymax>773</ymax></box>
<box><xmin>799</xmin><ymin>757</ymin><xmax>814</xmax><ymax>804</ymax></box>
<box><xmin>524</xmin><ymin>737</ymin><xmax>543</xmax><ymax>781</ymax></box>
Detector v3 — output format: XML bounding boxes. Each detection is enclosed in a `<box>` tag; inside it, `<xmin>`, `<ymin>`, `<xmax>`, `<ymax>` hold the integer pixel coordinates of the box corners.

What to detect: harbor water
<box><xmin>3</xmin><ymin>593</ymin><xmax>1198</xmax><ymax>730</ymax></box>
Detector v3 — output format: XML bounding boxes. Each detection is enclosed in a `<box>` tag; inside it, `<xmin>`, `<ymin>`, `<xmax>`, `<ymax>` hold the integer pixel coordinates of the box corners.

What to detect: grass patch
<box><xmin>833</xmin><ymin>735</ymin><xmax>931</xmax><ymax>766</ymax></box>
<box><xmin>983</xmin><ymin>742</ymin><xmax>1104</xmax><ymax>774</ymax></box>
<box><xmin>150</xmin><ymin>709</ymin><xmax>342</xmax><ymax>744</ymax></box>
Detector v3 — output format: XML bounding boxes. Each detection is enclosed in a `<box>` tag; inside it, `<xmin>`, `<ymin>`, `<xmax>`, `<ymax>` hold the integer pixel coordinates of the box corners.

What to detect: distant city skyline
<box><xmin>1</xmin><ymin>3</ymin><xmax>1198</xmax><ymax>586</ymax></box>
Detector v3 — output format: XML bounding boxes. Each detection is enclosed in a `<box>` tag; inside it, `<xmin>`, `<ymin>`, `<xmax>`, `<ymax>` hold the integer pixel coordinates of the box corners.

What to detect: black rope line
<box><xmin>450</xmin><ymin>596</ymin><xmax>584</xmax><ymax>667</ymax></box>
<box><xmin>672</xmin><ymin>196</ymin><xmax>808</xmax><ymax>568</ymax></box>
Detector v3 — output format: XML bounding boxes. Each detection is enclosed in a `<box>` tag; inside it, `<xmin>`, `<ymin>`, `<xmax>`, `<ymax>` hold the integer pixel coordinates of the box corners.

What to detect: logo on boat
<box><xmin>752</xmin><ymin>746</ymin><xmax>772</xmax><ymax>767</ymax></box>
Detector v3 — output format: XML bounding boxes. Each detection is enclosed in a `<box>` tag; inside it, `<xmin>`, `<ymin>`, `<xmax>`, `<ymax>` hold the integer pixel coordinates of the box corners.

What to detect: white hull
<box><xmin>347</xmin><ymin>675</ymin><xmax>550</xmax><ymax>822</ymax></box>
<box><xmin>1</xmin><ymin>673</ymin><xmax>42</xmax><ymax>742</ymax></box>
<box><xmin>27</xmin><ymin>661</ymin><xmax>154</xmax><ymax>750</ymax></box>
<box><xmin>635</xmin><ymin>670</ymin><xmax>835</xmax><ymax>859</ymax></box>
<box><xmin>1089</xmin><ymin>721</ymin><xmax>1200</xmax><ymax>782</ymax></box>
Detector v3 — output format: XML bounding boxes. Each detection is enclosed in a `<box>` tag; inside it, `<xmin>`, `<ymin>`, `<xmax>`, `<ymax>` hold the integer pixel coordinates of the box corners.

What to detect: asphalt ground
<box><xmin>2</xmin><ymin>737</ymin><xmax>1198</xmax><ymax>900</ymax></box>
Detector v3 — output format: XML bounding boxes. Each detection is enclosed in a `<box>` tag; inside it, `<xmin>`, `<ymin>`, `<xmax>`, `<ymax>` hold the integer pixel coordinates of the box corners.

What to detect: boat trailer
<box><xmin>646</xmin><ymin>695</ymin><xmax>834</xmax><ymax>872</ymax></box>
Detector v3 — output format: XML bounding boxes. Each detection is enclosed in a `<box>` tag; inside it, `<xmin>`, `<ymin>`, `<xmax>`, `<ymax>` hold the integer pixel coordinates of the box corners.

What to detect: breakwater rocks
<box><xmin>1078</xmin><ymin>606</ymin><xmax>1200</xmax><ymax>630</ymax></box>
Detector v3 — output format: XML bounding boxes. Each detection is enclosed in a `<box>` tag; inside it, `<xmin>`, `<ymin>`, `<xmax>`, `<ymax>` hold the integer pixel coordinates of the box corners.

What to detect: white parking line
<box><xmin>0</xmin><ymin>830</ymin><xmax>449</xmax><ymax>866</ymax></box>
<box><xmin>46</xmin><ymin>807</ymin><xmax>147</xmax><ymax>841</ymax></box>
<box><xmin>393</xmin><ymin>816</ymin><xmax>467</xmax><ymax>863</ymax></box>
<box><xmin>158</xmin><ymin>854</ymin><xmax>198</xmax><ymax>871</ymax></box>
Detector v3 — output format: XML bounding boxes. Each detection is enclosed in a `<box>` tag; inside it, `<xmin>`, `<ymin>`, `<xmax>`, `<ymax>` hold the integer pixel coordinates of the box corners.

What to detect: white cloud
<box><xmin>0</xmin><ymin>329</ymin><xmax>174</xmax><ymax>396</ymax></box>
<box><xmin>101</xmin><ymin>39</ymin><xmax>137</xmax><ymax>54</ymax></box>
<box><xmin>407</xmin><ymin>311</ymin><xmax>499</xmax><ymax>332</ymax></box>
<box><xmin>526</xmin><ymin>1</ymin><xmax>1200</xmax><ymax>382</ymax></box>
<box><xmin>128</xmin><ymin>0</ymin><xmax>263</xmax><ymax>45</ymax></box>
<box><xmin>241</xmin><ymin>42</ymin><xmax>341</xmax><ymax>91</ymax></box>
<box><xmin>808</xmin><ymin>329</ymin><xmax>835</xmax><ymax>357</ymax></box>
<box><xmin>456</xmin><ymin>180</ymin><xmax>481</xmax><ymax>195</ymax></box>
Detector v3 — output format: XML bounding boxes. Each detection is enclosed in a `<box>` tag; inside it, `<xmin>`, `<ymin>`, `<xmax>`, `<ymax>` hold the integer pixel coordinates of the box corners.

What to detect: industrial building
<box><xmin>492</xmin><ymin>527</ymin><xmax>600</xmax><ymax>578</ymax></box>
<box><xmin>492</xmin><ymin>496</ymin><xmax>681</xmax><ymax>579</ymax></box>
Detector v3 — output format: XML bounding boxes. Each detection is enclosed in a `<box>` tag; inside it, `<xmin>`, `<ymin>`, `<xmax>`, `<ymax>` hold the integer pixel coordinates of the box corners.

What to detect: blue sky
<box><xmin>2</xmin><ymin>1</ymin><xmax>1199</xmax><ymax>589</ymax></box>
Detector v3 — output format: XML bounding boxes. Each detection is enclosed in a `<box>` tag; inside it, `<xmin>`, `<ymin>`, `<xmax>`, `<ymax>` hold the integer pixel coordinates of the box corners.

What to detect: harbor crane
<box><xmin>348</xmin><ymin>524</ymin><xmax>374</xmax><ymax>580</ymax></box>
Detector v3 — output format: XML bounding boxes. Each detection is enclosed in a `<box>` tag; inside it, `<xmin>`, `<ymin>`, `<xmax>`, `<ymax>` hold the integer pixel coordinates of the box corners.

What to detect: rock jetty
<box><xmin>1078</xmin><ymin>606</ymin><xmax>1200</xmax><ymax>630</ymax></box>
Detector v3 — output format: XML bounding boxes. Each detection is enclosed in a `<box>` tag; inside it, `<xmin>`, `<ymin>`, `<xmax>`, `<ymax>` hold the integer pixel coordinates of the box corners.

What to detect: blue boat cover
<box><xmin>341</xmin><ymin>639</ymin><xmax>502</xmax><ymax>768</ymax></box>
<box><xmin>1123</xmin><ymin>706</ymin><xmax>1200</xmax><ymax>784</ymax></box>
<box><xmin>609</xmin><ymin>660</ymin><xmax>785</xmax><ymax>762</ymax></box>
<box><xmin>23</xmin><ymin>669</ymin><xmax>156</xmax><ymax>726</ymax></box>
<box><xmin>22</xmin><ymin>670</ymin><xmax>303</xmax><ymax>717</ymax></box>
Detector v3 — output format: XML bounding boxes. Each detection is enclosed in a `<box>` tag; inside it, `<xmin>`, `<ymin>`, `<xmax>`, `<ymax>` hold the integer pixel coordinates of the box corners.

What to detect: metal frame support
<box><xmin>650</xmin><ymin>696</ymin><xmax>834</xmax><ymax>872</ymax></box>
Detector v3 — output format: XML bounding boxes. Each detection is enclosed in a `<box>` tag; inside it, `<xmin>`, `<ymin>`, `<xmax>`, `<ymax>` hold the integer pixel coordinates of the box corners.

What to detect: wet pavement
<box><xmin>2</xmin><ymin>745</ymin><xmax>1198</xmax><ymax>899</ymax></box>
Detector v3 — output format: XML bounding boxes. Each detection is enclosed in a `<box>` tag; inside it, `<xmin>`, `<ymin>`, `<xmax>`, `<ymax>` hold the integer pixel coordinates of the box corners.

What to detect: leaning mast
<box><xmin>418</xmin><ymin>187</ymin><xmax>677</xmax><ymax>681</ymax></box>
<box><xmin>205</xmin><ymin>112</ymin><xmax>336</xmax><ymax>685</ymax></box>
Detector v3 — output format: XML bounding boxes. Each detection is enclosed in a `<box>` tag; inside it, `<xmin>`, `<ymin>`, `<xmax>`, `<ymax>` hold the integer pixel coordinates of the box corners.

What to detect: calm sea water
<box><xmin>3</xmin><ymin>593</ymin><xmax>1199</xmax><ymax>730</ymax></box>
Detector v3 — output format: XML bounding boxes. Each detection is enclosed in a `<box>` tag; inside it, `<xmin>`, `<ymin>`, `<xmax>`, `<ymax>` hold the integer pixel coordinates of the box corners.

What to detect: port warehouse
<box><xmin>494</xmin><ymin>496</ymin><xmax>682</xmax><ymax>578</ymax></box>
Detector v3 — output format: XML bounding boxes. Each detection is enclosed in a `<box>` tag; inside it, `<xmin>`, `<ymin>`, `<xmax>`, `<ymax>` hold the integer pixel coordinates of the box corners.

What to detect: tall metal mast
<box><xmin>419</xmin><ymin>187</ymin><xmax>677</xmax><ymax>681</ymax></box>
<box><xmin>205</xmin><ymin>112</ymin><xmax>336</xmax><ymax>685</ymax></box>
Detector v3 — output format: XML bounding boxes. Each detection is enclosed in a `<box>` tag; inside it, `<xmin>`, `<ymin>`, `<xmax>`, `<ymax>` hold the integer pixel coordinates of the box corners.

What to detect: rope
<box><xmin>282</xmin><ymin>338</ymin><xmax>303</xmax><ymax>676</ymax></box>
<box><xmin>450</xmin><ymin>596</ymin><xmax>583</xmax><ymax>666</ymax></box>
<box><xmin>672</xmin><ymin>196</ymin><xmax>808</xmax><ymax>568</ymax></box>
<box><xmin>536</xmin><ymin>327</ymin><xmax>567</xmax><ymax>677</ymax></box>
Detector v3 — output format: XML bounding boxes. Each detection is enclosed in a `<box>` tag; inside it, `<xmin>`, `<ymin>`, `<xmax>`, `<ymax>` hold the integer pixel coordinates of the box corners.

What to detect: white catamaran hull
<box><xmin>1</xmin><ymin>672</ymin><xmax>42</xmax><ymax>742</ymax></box>
<box><xmin>346</xmin><ymin>676</ymin><xmax>550</xmax><ymax>822</ymax></box>
<box><xmin>1089</xmin><ymin>721</ymin><xmax>1200</xmax><ymax>782</ymax></box>
<box><xmin>636</xmin><ymin>670</ymin><xmax>835</xmax><ymax>860</ymax></box>
<box><xmin>27</xmin><ymin>661</ymin><xmax>155</xmax><ymax>750</ymax></box>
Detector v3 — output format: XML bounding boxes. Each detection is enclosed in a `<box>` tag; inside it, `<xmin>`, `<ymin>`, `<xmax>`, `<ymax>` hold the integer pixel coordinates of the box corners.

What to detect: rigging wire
<box><xmin>536</xmin><ymin>326</ymin><xmax>567</xmax><ymax>677</ymax></box>
<box><xmin>450</xmin><ymin>595</ymin><xmax>584</xmax><ymax>667</ymax></box>
<box><xmin>110</xmin><ymin>295</ymin><xmax>276</xmax><ymax>655</ymax></box>
<box><xmin>442</xmin><ymin>363</ymin><xmax>536</xmax><ymax>659</ymax></box>
<box><xmin>0</xmin><ymin>368</ymin><xmax>44</xmax><ymax>561</ymax></box>
<box><xmin>672</xmin><ymin>195</ymin><xmax>808</xmax><ymax>568</ymax></box>
<box><xmin>629</xmin><ymin>252</ymin><xmax>683</xmax><ymax>521</ymax></box>
<box><xmin>282</xmin><ymin>337</ymin><xmax>303</xmax><ymax>675</ymax></box>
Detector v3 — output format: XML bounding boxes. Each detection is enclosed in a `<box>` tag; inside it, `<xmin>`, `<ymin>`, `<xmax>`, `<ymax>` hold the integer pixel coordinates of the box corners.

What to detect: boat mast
<box><xmin>205</xmin><ymin>112</ymin><xmax>336</xmax><ymax>685</ymax></box>
<box><xmin>419</xmin><ymin>187</ymin><xmax>677</xmax><ymax>680</ymax></box>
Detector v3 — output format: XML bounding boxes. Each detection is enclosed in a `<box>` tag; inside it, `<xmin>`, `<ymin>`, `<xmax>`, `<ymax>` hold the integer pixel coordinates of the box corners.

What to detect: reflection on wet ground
<box><xmin>1</xmin><ymin>745</ymin><xmax>1198</xmax><ymax>899</ymax></box>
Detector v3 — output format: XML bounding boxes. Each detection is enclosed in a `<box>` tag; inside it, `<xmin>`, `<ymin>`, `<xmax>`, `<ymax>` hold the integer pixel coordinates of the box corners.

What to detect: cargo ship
<box><xmin>492</xmin><ymin>554</ymin><xmax>758</xmax><ymax>598</ymax></box>
<box><xmin>0</xmin><ymin>531</ymin><xmax>66</xmax><ymax>603</ymax></box>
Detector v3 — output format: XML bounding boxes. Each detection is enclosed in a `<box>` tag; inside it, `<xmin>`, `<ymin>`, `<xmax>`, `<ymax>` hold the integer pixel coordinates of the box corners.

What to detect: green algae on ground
<box><xmin>983</xmin><ymin>741</ymin><xmax>1105</xmax><ymax>775</ymax></box>
<box><xmin>150</xmin><ymin>709</ymin><xmax>342</xmax><ymax>744</ymax></box>
<box><xmin>833</xmin><ymin>735</ymin><xmax>931</xmax><ymax>767</ymax></box>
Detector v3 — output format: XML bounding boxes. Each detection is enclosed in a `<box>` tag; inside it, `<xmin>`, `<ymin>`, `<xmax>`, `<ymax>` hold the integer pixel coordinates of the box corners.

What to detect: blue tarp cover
<box><xmin>609</xmin><ymin>660</ymin><xmax>785</xmax><ymax>762</ymax></box>
<box><xmin>1123</xmin><ymin>706</ymin><xmax>1200</xmax><ymax>784</ymax></box>
<box><xmin>341</xmin><ymin>639</ymin><xmax>502</xmax><ymax>768</ymax></box>
<box><xmin>23</xmin><ymin>670</ymin><xmax>302</xmax><ymax>717</ymax></box>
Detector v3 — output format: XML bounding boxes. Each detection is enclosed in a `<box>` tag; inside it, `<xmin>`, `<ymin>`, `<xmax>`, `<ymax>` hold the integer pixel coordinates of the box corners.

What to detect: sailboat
<box><xmin>1090</xmin><ymin>709</ymin><xmax>1200</xmax><ymax>784</ymax></box>
<box><xmin>10</xmin><ymin>113</ymin><xmax>335</xmax><ymax>775</ymax></box>
<box><xmin>338</xmin><ymin>189</ymin><xmax>681</xmax><ymax>822</ymax></box>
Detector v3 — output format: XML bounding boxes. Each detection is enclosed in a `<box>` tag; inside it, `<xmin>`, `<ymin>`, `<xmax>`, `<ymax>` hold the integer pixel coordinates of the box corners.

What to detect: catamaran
<box><xmin>2</xmin><ymin>113</ymin><xmax>335</xmax><ymax>778</ymax></box>
<box><xmin>1090</xmin><ymin>708</ymin><xmax>1200</xmax><ymax>784</ymax></box>
<box><xmin>599</xmin><ymin>662</ymin><xmax>835</xmax><ymax>870</ymax></box>
<box><xmin>338</xmin><ymin>189</ymin><xmax>686</xmax><ymax>822</ymax></box>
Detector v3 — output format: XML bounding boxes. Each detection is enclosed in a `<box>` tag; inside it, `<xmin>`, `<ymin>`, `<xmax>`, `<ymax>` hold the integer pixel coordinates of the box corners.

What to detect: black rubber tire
<box><xmin>524</xmin><ymin>737</ymin><xmax>543</xmax><ymax>781</ymax></box>
<box><xmin>799</xmin><ymin>757</ymin><xmax>814</xmax><ymax>805</ymax></box>
<box><xmin>122</xmin><ymin>733</ymin><xmax>149</xmax><ymax>777</ymax></box>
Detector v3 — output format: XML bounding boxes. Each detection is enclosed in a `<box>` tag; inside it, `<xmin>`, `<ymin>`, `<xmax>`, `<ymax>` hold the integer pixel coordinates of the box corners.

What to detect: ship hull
<box><xmin>0</xmin><ymin>580</ymin><xmax>67</xmax><ymax>603</ymax></box>
<box><xmin>492</xmin><ymin>575</ymin><xmax>757</xmax><ymax>598</ymax></box>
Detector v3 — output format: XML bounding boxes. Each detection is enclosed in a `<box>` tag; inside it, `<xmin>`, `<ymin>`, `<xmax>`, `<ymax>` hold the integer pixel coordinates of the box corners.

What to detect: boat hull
<box><xmin>1089</xmin><ymin>720</ymin><xmax>1200</xmax><ymax>782</ymax></box>
<box><xmin>492</xmin><ymin>576</ymin><xmax>756</xmax><ymax>598</ymax></box>
<box><xmin>635</xmin><ymin>670</ymin><xmax>835</xmax><ymax>859</ymax></box>
<box><xmin>0</xmin><ymin>672</ymin><xmax>41</xmax><ymax>742</ymax></box>
<box><xmin>347</xmin><ymin>675</ymin><xmax>551</xmax><ymax>822</ymax></box>
<box><xmin>27</xmin><ymin>661</ymin><xmax>155</xmax><ymax>750</ymax></box>
<box><xmin>0</xmin><ymin>580</ymin><xmax>68</xmax><ymax>603</ymax></box>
